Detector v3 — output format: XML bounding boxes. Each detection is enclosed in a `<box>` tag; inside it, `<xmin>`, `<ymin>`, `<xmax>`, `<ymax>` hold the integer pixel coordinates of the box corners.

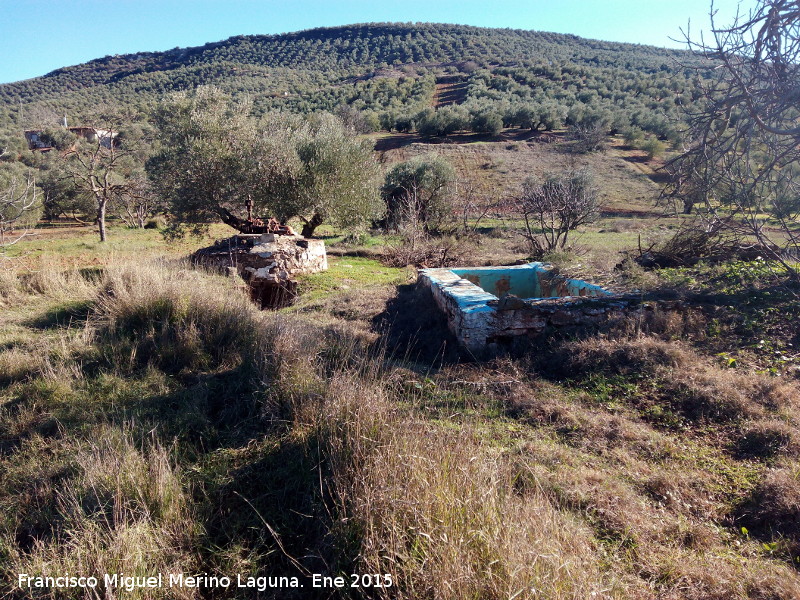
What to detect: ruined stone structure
<box><xmin>194</xmin><ymin>232</ymin><xmax>327</xmax><ymax>308</ymax></box>
<box><xmin>419</xmin><ymin>262</ymin><xmax>646</xmax><ymax>355</ymax></box>
<box><xmin>24</xmin><ymin>126</ymin><xmax>118</xmax><ymax>151</ymax></box>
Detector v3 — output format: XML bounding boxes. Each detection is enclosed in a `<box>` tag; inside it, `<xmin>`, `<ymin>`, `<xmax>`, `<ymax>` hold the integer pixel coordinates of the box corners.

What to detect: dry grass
<box><xmin>540</xmin><ymin>336</ymin><xmax>694</xmax><ymax>378</ymax></box>
<box><xmin>739</xmin><ymin>461</ymin><xmax>800</xmax><ymax>555</ymax></box>
<box><xmin>355</xmin><ymin>427</ymin><xmax>613</xmax><ymax>599</ymax></box>
<box><xmin>317</xmin><ymin>370</ymin><xmax>614</xmax><ymax>598</ymax></box>
<box><xmin>4</xmin><ymin>427</ymin><xmax>198</xmax><ymax>600</ymax></box>
<box><xmin>381</xmin><ymin>136</ymin><xmax>663</xmax><ymax>214</ymax></box>
<box><xmin>96</xmin><ymin>260</ymin><xmax>261</xmax><ymax>374</ymax></box>
<box><xmin>2</xmin><ymin>258</ymin><xmax>800</xmax><ymax>600</ymax></box>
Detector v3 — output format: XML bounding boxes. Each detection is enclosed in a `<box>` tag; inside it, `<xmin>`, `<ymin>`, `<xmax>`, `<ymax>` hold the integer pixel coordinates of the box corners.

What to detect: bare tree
<box><xmin>1</xmin><ymin>173</ymin><xmax>40</xmax><ymax>250</ymax></box>
<box><xmin>62</xmin><ymin>115</ymin><xmax>144</xmax><ymax>242</ymax></box>
<box><xmin>568</xmin><ymin>123</ymin><xmax>606</xmax><ymax>153</ymax></box>
<box><xmin>451</xmin><ymin>177</ymin><xmax>501</xmax><ymax>238</ymax></box>
<box><xmin>117</xmin><ymin>173</ymin><xmax>159</xmax><ymax>229</ymax></box>
<box><xmin>666</xmin><ymin>0</ymin><xmax>800</xmax><ymax>276</ymax></box>
<box><xmin>517</xmin><ymin>168</ymin><xmax>599</xmax><ymax>256</ymax></box>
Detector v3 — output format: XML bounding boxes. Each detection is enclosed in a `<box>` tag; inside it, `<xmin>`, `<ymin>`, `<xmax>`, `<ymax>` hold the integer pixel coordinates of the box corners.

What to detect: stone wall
<box><xmin>193</xmin><ymin>233</ymin><xmax>327</xmax><ymax>309</ymax></box>
<box><xmin>419</xmin><ymin>265</ymin><xmax>653</xmax><ymax>356</ymax></box>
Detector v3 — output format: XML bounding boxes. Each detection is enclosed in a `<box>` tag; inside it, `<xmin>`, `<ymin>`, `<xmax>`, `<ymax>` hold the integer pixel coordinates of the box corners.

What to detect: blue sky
<box><xmin>1</xmin><ymin>0</ymin><xmax>745</xmax><ymax>84</ymax></box>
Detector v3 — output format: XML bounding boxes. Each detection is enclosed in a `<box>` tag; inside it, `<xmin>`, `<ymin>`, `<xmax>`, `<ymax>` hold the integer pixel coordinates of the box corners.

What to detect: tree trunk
<box><xmin>97</xmin><ymin>200</ymin><xmax>107</xmax><ymax>242</ymax></box>
<box><xmin>301</xmin><ymin>213</ymin><xmax>324</xmax><ymax>238</ymax></box>
<box><xmin>218</xmin><ymin>207</ymin><xmax>251</xmax><ymax>232</ymax></box>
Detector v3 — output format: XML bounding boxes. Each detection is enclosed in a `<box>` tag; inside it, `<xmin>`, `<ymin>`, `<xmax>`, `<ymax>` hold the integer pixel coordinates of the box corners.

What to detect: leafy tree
<box><xmin>148</xmin><ymin>88</ymin><xmax>381</xmax><ymax>237</ymax></box>
<box><xmin>509</xmin><ymin>104</ymin><xmax>539</xmax><ymax>130</ymax></box>
<box><xmin>622</xmin><ymin>126</ymin><xmax>645</xmax><ymax>147</ymax></box>
<box><xmin>536</xmin><ymin>102</ymin><xmax>567</xmax><ymax>131</ymax></box>
<box><xmin>0</xmin><ymin>132</ymin><xmax>29</xmax><ymax>162</ymax></box>
<box><xmin>517</xmin><ymin>168</ymin><xmax>599</xmax><ymax>256</ymax></box>
<box><xmin>334</xmin><ymin>104</ymin><xmax>376</xmax><ymax>134</ymax></box>
<box><xmin>381</xmin><ymin>154</ymin><xmax>455</xmax><ymax>231</ymax></box>
<box><xmin>147</xmin><ymin>87</ymin><xmax>266</xmax><ymax>234</ymax></box>
<box><xmin>416</xmin><ymin>107</ymin><xmax>467</xmax><ymax>137</ymax></box>
<box><xmin>393</xmin><ymin>113</ymin><xmax>417</xmax><ymax>133</ymax></box>
<box><xmin>38</xmin><ymin>127</ymin><xmax>77</xmax><ymax>151</ymax></box>
<box><xmin>640</xmin><ymin>136</ymin><xmax>666</xmax><ymax>160</ymax></box>
<box><xmin>470</xmin><ymin>109</ymin><xmax>503</xmax><ymax>135</ymax></box>
<box><xmin>290</xmin><ymin>113</ymin><xmax>382</xmax><ymax>236</ymax></box>
<box><xmin>38</xmin><ymin>158</ymin><xmax>94</xmax><ymax>222</ymax></box>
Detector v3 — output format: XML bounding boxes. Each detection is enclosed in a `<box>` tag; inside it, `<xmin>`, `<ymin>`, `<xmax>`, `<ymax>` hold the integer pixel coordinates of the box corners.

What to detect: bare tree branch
<box><xmin>665</xmin><ymin>0</ymin><xmax>800</xmax><ymax>278</ymax></box>
<box><xmin>1</xmin><ymin>173</ymin><xmax>40</xmax><ymax>250</ymax></box>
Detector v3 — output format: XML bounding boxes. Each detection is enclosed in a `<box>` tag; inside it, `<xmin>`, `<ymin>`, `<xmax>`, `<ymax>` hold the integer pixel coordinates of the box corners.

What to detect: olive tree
<box><xmin>37</xmin><ymin>155</ymin><xmax>94</xmax><ymax>222</ymax></box>
<box><xmin>148</xmin><ymin>87</ymin><xmax>382</xmax><ymax>237</ymax></box>
<box><xmin>381</xmin><ymin>155</ymin><xmax>455</xmax><ymax>232</ymax></box>
<box><xmin>286</xmin><ymin>113</ymin><xmax>382</xmax><ymax>237</ymax></box>
<box><xmin>147</xmin><ymin>87</ymin><xmax>256</xmax><ymax>234</ymax></box>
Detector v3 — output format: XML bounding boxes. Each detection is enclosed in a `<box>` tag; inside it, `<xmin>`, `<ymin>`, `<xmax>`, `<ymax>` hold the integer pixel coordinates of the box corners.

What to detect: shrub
<box><xmin>382</xmin><ymin>232</ymin><xmax>470</xmax><ymax>268</ymax></box>
<box><xmin>381</xmin><ymin>154</ymin><xmax>455</xmax><ymax>232</ymax></box>
<box><xmin>640</xmin><ymin>136</ymin><xmax>666</xmax><ymax>159</ymax></box>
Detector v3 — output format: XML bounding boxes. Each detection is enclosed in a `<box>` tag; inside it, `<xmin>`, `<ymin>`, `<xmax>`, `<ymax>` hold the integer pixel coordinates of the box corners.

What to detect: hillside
<box><xmin>0</xmin><ymin>22</ymin><xmax>705</xmax><ymax>138</ymax></box>
<box><xmin>2</xmin><ymin>15</ymin><xmax>800</xmax><ymax>600</ymax></box>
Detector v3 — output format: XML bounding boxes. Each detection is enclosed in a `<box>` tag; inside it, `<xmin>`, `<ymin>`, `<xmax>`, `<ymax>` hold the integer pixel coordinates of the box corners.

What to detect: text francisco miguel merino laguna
<box><xmin>16</xmin><ymin>572</ymin><xmax>366</xmax><ymax>592</ymax></box>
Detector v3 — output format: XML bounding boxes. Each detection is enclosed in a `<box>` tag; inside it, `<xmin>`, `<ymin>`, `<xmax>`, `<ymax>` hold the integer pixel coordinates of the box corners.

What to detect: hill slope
<box><xmin>0</xmin><ymin>22</ymin><xmax>702</xmax><ymax>133</ymax></box>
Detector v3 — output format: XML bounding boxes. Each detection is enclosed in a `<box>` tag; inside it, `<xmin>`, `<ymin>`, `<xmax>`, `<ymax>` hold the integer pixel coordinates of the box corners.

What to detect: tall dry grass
<box><xmin>3</xmin><ymin>258</ymin><xmax>799</xmax><ymax>599</ymax></box>
<box><xmin>314</xmin><ymin>371</ymin><xmax>617</xmax><ymax>599</ymax></box>
<box><xmin>4</xmin><ymin>427</ymin><xmax>198</xmax><ymax>600</ymax></box>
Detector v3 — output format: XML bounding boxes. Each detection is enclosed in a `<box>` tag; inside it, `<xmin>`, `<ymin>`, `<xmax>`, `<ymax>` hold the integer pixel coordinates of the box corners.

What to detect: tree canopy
<box><xmin>1</xmin><ymin>22</ymin><xmax>709</xmax><ymax>148</ymax></box>
<box><xmin>381</xmin><ymin>154</ymin><xmax>455</xmax><ymax>231</ymax></box>
<box><xmin>147</xmin><ymin>87</ymin><xmax>381</xmax><ymax>237</ymax></box>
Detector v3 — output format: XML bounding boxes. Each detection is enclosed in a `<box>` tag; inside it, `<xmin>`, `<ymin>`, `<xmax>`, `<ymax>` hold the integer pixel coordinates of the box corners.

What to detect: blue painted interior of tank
<box><xmin>450</xmin><ymin>263</ymin><xmax>608</xmax><ymax>299</ymax></box>
<box><xmin>450</xmin><ymin>267</ymin><xmax>540</xmax><ymax>298</ymax></box>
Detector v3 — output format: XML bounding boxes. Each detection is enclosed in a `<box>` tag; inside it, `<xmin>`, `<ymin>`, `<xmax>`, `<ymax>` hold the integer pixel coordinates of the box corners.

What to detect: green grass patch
<box><xmin>4</xmin><ymin>223</ymin><xmax>233</xmax><ymax>267</ymax></box>
<box><xmin>292</xmin><ymin>256</ymin><xmax>406</xmax><ymax>306</ymax></box>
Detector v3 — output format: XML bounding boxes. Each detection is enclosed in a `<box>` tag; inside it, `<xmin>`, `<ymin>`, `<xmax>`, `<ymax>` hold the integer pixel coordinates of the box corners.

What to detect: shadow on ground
<box><xmin>372</xmin><ymin>283</ymin><xmax>466</xmax><ymax>367</ymax></box>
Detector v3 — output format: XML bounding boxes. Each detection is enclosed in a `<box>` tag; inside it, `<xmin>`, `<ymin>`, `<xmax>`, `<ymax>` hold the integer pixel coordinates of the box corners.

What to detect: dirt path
<box><xmin>432</xmin><ymin>76</ymin><xmax>468</xmax><ymax>107</ymax></box>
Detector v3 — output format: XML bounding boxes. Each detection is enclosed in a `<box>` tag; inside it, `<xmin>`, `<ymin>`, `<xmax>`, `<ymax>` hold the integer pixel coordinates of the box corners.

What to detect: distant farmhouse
<box><xmin>24</xmin><ymin>125</ymin><xmax>118</xmax><ymax>152</ymax></box>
